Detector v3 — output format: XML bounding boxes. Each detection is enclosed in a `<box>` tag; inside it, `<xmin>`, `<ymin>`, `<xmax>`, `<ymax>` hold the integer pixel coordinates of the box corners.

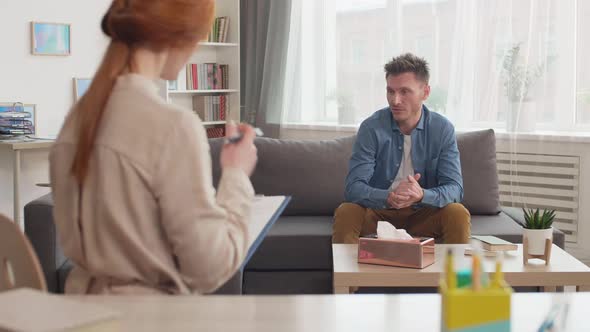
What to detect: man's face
<box><xmin>386</xmin><ymin>72</ymin><xmax>430</xmax><ymax>124</ymax></box>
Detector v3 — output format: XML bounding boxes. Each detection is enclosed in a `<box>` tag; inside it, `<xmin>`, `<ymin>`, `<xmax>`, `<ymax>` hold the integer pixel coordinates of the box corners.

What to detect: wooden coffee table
<box><xmin>332</xmin><ymin>244</ymin><xmax>590</xmax><ymax>294</ymax></box>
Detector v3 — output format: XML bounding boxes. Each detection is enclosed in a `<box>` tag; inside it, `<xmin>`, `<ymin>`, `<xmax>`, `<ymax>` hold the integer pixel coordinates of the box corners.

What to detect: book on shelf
<box><xmin>0</xmin><ymin>288</ymin><xmax>120</xmax><ymax>332</ymax></box>
<box><xmin>208</xmin><ymin>16</ymin><xmax>230</xmax><ymax>43</ymax></box>
<box><xmin>185</xmin><ymin>63</ymin><xmax>229</xmax><ymax>90</ymax></box>
<box><xmin>471</xmin><ymin>235</ymin><xmax>518</xmax><ymax>251</ymax></box>
<box><xmin>192</xmin><ymin>95</ymin><xmax>229</xmax><ymax>122</ymax></box>
<box><xmin>206</xmin><ymin>126</ymin><xmax>225</xmax><ymax>138</ymax></box>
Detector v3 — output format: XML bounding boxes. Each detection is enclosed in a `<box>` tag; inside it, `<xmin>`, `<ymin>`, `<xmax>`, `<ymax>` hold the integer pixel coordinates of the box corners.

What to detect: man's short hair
<box><xmin>384</xmin><ymin>53</ymin><xmax>430</xmax><ymax>83</ymax></box>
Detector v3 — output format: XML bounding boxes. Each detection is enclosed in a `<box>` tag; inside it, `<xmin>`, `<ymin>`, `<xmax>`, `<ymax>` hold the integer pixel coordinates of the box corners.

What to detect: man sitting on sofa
<box><xmin>333</xmin><ymin>53</ymin><xmax>471</xmax><ymax>244</ymax></box>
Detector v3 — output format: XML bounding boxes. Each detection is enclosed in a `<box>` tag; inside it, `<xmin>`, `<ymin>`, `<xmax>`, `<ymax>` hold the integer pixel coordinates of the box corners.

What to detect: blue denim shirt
<box><xmin>344</xmin><ymin>106</ymin><xmax>463</xmax><ymax>209</ymax></box>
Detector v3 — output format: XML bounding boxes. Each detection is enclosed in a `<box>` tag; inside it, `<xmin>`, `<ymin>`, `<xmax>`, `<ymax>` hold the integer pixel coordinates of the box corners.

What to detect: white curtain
<box><xmin>283</xmin><ymin>0</ymin><xmax>584</xmax><ymax>133</ymax></box>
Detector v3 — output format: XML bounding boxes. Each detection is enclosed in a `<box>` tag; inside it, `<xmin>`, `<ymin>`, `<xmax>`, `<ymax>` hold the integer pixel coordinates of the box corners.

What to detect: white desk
<box><xmin>67</xmin><ymin>293</ymin><xmax>590</xmax><ymax>331</ymax></box>
<box><xmin>0</xmin><ymin>140</ymin><xmax>54</xmax><ymax>227</ymax></box>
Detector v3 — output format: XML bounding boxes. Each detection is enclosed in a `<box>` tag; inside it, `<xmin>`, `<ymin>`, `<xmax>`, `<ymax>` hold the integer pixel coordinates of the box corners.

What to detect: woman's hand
<box><xmin>220</xmin><ymin>121</ymin><xmax>258</xmax><ymax>176</ymax></box>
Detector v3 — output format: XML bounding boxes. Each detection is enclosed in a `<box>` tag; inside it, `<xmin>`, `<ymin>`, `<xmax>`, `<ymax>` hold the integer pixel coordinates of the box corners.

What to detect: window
<box><xmin>284</xmin><ymin>0</ymin><xmax>582</xmax><ymax>132</ymax></box>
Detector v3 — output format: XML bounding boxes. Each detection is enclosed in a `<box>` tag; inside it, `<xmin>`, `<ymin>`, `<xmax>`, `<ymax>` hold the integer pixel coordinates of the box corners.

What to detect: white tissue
<box><xmin>377</xmin><ymin>221</ymin><xmax>413</xmax><ymax>240</ymax></box>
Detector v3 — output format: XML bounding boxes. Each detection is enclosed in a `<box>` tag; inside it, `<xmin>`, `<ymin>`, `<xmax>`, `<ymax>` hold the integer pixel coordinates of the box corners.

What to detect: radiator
<box><xmin>496</xmin><ymin>152</ymin><xmax>580</xmax><ymax>243</ymax></box>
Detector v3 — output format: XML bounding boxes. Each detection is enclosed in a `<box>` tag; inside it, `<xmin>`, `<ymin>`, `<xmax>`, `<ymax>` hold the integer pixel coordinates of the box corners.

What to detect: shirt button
<box><xmin>398</xmin><ymin>146</ymin><xmax>402</xmax><ymax>150</ymax></box>
<box><xmin>396</xmin><ymin>163</ymin><xmax>400</xmax><ymax>167</ymax></box>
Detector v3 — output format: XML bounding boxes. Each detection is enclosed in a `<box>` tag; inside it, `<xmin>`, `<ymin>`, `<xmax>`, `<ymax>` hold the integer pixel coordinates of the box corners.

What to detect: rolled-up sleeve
<box><xmin>421</xmin><ymin>124</ymin><xmax>463</xmax><ymax>208</ymax></box>
<box><xmin>344</xmin><ymin>122</ymin><xmax>390</xmax><ymax>209</ymax></box>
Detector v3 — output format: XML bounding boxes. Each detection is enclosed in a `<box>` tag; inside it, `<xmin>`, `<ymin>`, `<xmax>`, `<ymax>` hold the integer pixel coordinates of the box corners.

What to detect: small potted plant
<box><xmin>522</xmin><ymin>208</ymin><xmax>555</xmax><ymax>256</ymax></box>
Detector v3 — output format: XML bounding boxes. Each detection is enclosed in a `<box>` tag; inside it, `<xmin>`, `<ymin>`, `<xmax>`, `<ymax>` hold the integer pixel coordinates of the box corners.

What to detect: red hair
<box><xmin>70</xmin><ymin>0</ymin><xmax>214</xmax><ymax>184</ymax></box>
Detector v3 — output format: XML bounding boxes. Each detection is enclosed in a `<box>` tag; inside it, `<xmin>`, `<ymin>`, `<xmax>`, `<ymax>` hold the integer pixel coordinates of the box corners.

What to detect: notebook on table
<box><xmin>471</xmin><ymin>235</ymin><xmax>518</xmax><ymax>252</ymax></box>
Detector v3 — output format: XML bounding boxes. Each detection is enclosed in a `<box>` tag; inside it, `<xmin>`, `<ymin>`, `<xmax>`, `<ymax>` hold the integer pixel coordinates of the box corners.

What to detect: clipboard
<box><xmin>241</xmin><ymin>195</ymin><xmax>291</xmax><ymax>269</ymax></box>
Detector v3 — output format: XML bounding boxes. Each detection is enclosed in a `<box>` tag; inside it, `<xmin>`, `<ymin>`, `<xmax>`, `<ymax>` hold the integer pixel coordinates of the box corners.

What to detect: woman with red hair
<box><xmin>50</xmin><ymin>0</ymin><xmax>258</xmax><ymax>295</ymax></box>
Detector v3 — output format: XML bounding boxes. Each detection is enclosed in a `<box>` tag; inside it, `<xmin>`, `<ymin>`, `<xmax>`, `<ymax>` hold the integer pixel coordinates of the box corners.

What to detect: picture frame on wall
<box><xmin>73</xmin><ymin>78</ymin><xmax>92</xmax><ymax>102</ymax></box>
<box><xmin>31</xmin><ymin>21</ymin><xmax>71</xmax><ymax>56</ymax></box>
<box><xmin>0</xmin><ymin>102</ymin><xmax>36</xmax><ymax>137</ymax></box>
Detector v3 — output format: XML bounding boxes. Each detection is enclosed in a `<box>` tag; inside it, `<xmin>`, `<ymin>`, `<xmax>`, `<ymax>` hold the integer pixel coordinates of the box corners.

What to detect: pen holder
<box><xmin>440</xmin><ymin>281</ymin><xmax>512</xmax><ymax>332</ymax></box>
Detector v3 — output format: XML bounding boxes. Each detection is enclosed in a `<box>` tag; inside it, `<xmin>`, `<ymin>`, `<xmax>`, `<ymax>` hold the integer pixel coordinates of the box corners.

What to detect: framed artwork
<box><xmin>31</xmin><ymin>22</ymin><xmax>71</xmax><ymax>56</ymax></box>
<box><xmin>0</xmin><ymin>102</ymin><xmax>37</xmax><ymax>136</ymax></box>
<box><xmin>73</xmin><ymin>78</ymin><xmax>92</xmax><ymax>102</ymax></box>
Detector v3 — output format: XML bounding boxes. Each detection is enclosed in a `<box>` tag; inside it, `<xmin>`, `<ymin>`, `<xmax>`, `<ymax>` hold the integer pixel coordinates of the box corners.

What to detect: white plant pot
<box><xmin>507</xmin><ymin>101</ymin><xmax>536</xmax><ymax>132</ymax></box>
<box><xmin>523</xmin><ymin>228</ymin><xmax>553</xmax><ymax>255</ymax></box>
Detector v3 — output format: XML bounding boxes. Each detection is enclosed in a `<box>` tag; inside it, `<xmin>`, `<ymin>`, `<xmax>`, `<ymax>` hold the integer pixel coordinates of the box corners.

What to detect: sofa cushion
<box><xmin>209</xmin><ymin>136</ymin><xmax>356</xmax><ymax>216</ymax></box>
<box><xmin>456</xmin><ymin>129</ymin><xmax>501</xmax><ymax>215</ymax></box>
<box><xmin>245</xmin><ymin>216</ymin><xmax>334</xmax><ymax>270</ymax></box>
<box><xmin>24</xmin><ymin>193</ymin><xmax>67</xmax><ymax>293</ymax></box>
<box><xmin>243</xmin><ymin>270</ymin><xmax>333</xmax><ymax>294</ymax></box>
<box><xmin>210</xmin><ymin>131</ymin><xmax>499</xmax><ymax>216</ymax></box>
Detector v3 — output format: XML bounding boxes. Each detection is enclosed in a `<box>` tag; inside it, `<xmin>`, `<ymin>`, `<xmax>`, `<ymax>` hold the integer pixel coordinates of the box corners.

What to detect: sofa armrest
<box><xmin>501</xmin><ymin>206</ymin><xmax>566</xmax><ymax>249</ymax></box>
<box><xmin>24</xmin><ymin>193</ymin><xmax>66</xmax><ymax>293</ymax></box>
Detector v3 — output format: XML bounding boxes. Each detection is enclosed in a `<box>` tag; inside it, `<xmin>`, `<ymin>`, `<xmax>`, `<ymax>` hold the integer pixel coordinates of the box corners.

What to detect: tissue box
<box><xmin>358</xmin><ymin>236</ymin><xmax>435</xmax><ymax>269</ymax></box>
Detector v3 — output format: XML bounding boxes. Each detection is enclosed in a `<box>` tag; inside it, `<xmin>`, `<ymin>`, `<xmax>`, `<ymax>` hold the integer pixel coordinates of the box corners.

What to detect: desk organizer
<box><xmin>440</xmin><ymin>243</ymin><xmax>513</xmax><ymax>332</ymax></box>
<box><xmin>440</xmin><ymin>281</ymin><xmax>511</xmax><ymax>332</ymax></box>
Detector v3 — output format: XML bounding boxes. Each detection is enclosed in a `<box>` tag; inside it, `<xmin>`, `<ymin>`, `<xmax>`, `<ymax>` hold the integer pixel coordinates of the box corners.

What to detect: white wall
<box><xmin>0</xmin><ymin>0</ymin><xmax>111</xmax><ymax>222</ymax></box>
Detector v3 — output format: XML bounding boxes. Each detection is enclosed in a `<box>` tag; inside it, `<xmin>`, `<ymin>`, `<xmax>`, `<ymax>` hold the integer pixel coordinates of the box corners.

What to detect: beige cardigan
<box><xmin>50</xmin><ymin>74</ymin><xmax>254</xmax><ymax>295</ymax></box>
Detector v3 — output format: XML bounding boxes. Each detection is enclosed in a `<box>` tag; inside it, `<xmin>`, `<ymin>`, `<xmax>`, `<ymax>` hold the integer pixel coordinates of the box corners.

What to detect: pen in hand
<box><xmin>225</xmin><ymin>127</ymin><xmax>264</xmax><ymax>144</ymax></box>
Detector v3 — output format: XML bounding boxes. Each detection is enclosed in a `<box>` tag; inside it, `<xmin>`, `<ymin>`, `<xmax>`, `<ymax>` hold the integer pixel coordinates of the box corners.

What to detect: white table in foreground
<box><xmin>69</xmin><ymin>293</ymin><xmax>590</xmax><ymax>331</ymax></box>
<box><xmin>333</xmin><ymin>244</ymin><xmax>590</xmax><ymax>294</ymax></box>
<box><xmin>0</xmin><ymin>139</ymin><xmax>54</xmax><ymax>227</ymax></box>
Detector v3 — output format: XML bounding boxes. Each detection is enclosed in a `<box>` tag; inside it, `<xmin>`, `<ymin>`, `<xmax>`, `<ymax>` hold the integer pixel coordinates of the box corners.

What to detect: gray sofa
<box><xmin>24</xmin><ymin>129</ymin><xmax>565</xmax><ymax>294</ymax></box>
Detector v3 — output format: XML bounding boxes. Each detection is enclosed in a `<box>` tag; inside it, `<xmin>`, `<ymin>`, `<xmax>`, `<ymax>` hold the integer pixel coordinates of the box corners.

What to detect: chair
<box><xmin>0</xmin><ymin>214</ymin><xmax>47</xmax><ymax>291</ymax></box>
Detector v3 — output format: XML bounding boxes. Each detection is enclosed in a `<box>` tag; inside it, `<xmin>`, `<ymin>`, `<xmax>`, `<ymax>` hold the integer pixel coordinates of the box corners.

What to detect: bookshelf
<box><xmin>168</xmin><ymin>89</ymin><xmax>239</xmax><ymax>95</ymax></box>
<box><xmin>160</xmin><ymin>0</ymin><xmax>240</xmax><ymax>137</ymax></box>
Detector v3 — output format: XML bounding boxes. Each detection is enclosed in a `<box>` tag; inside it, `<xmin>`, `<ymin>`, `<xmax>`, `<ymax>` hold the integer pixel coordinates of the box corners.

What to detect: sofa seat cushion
<box><xmin>243</xmin><ymin>271</ymin><xmax>333</xmax><ymax>294</ymax></box>
<box><xmin>470</xmin><ymin>213</ymin><xmax>523</xmax><ymax>242</ymax></box>
<box><xmin>245</xmin><ymin>216</ymin><xmax>334</xmax><ymax>270</ymax></box>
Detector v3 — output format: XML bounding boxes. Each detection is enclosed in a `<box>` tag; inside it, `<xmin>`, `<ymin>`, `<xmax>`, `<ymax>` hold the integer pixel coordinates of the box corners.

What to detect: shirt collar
<box><xmin>390</xmin><ymin>105</ymin><xmax>426</xmax><ymax>133</ymax></box>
